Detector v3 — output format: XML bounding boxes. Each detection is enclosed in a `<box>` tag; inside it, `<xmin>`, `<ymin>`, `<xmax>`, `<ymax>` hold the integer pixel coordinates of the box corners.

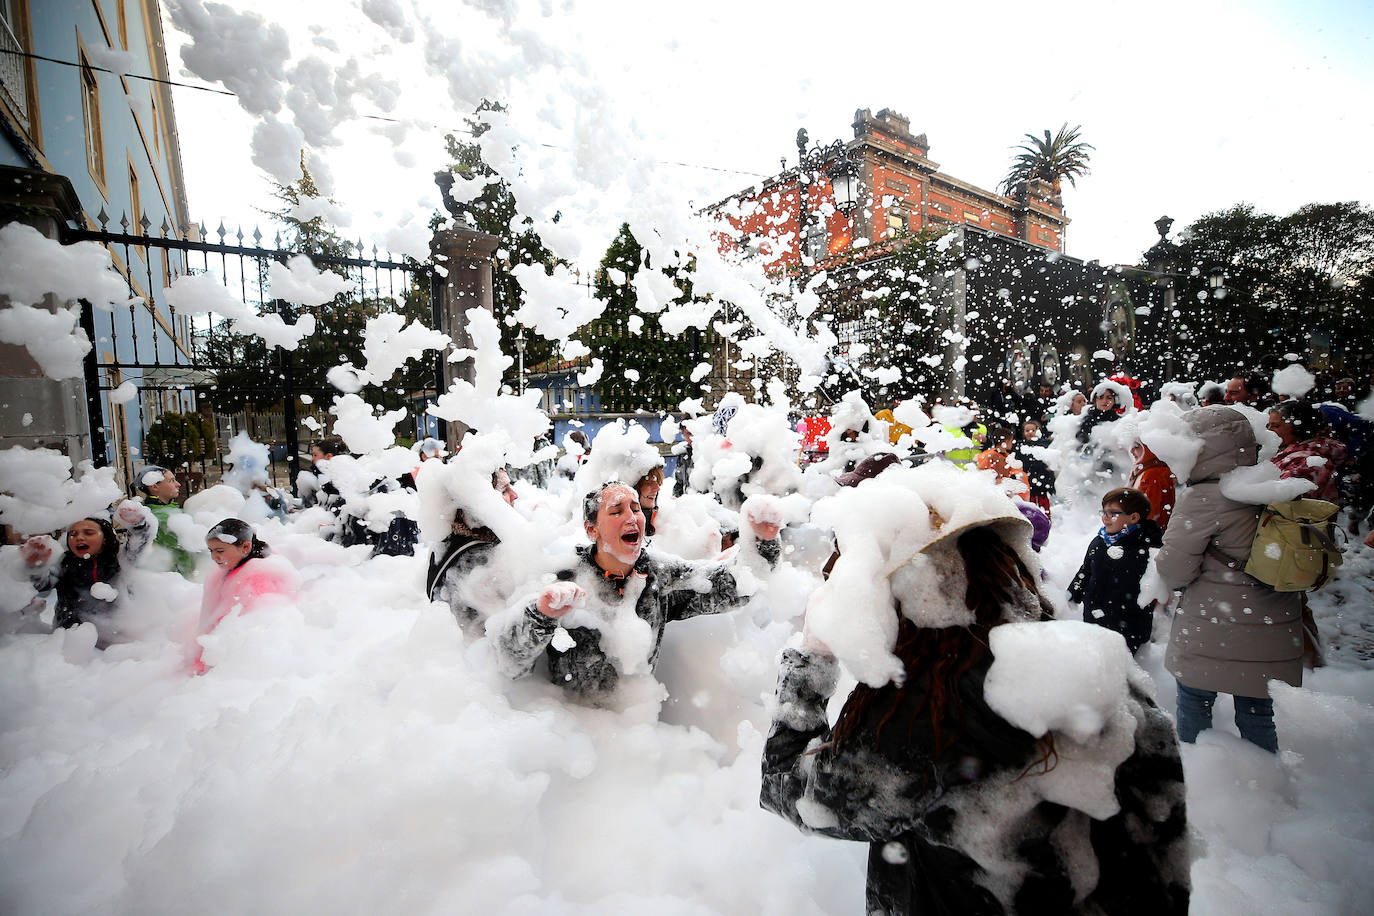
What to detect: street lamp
<box><xmin>1208</xmin><ymin>267</ymin><xmax>1227</xmax><ymax>299</ymax></box>
<box><xmin>794</xmin><ymin>128</ymin><xmax>856</xmax><ymax>275</ymax></box>
<box><xmin>515</xmin><ymin>328</ymin><xmax>527</xmax><ymax>396</ymax></box>
<box><xmin>1144</xmin><ymin>216</ymin><xmax>1181</xmax><ymax>381</ymax></box>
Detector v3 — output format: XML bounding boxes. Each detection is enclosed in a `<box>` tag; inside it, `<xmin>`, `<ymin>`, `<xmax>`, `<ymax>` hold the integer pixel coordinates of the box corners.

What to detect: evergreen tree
<box><xmin>579</xmin><ymin>224</ymin><xmax>701</xmax><ymax>412</ymax></box>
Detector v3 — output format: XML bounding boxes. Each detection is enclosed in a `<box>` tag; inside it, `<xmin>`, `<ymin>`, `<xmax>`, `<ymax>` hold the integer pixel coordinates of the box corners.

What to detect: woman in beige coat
<box><xmin>1157</xmin><ymin>406</ymin><xmax>1302</xmax><ymax>752</ymax></box>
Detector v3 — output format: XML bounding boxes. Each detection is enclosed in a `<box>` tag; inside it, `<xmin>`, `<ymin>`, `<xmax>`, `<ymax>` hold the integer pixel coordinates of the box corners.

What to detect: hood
<box><xmin>1184</xmin><ymin>405</ymin><xmax>1259</xmax><ymax>483</ymax></box>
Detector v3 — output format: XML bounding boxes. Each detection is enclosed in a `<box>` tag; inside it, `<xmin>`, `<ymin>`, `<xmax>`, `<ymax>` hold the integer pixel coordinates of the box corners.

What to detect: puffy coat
<box><xmin>1158</xmin><ymin>406</ymin><xmax>1303</xmax><ymax>697</ymax></box>
<box><xmin>28</xmin><ymin>516</ymin><xmax>153</xmax><ymax>648</ymax></box>
<box><xmin>491</xmin><ymin>544</ymin><xmax>752</xmax><ymax>699</ymax></box>
<box><xmin>1129</xmin><ymin>446</ymin><xmax>1178</xmax><ymax>531</ymax></box>
<box><xmin>426</xmin><ymin>532</ymin><xmax>498</xmax><ymax>638</ymax></box>
<box><xmin>1069</xmin><ymin>521</ymin><xmax>1163</xmax><ymax>653</ymax></box>
<box><xmin>761</xmin><ymin>646</ymin><xmax>1190</xmax><ymax>916</ymax></box>
<box><xmin>199</xmin><ymin>555</ymin><xmax>299</xmax><ymax>636</ymax></box>
<box><xmin>974</xmin><ymin>446</ymin><xmax>1030</xmax><ymax>492</ymax></box>
<box><xmin>1272</xmin><ymin>435</ymin><xmax>1346</xmax><ymax>501</ymax></box>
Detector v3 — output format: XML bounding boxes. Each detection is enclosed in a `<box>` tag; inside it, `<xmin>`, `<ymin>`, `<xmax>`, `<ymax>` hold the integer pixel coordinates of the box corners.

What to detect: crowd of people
<box><xmin>3</xmin><ymin>361</ymin><xmax>1371</xmax><ymax>915</ymax></box>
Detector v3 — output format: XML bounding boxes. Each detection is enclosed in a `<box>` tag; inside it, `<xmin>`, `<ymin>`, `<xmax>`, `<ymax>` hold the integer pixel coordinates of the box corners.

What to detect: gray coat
<box><xmin>1158</xmin><ymin>406</ymin><xmax>1303</xmax><ymax>697</ymax></box>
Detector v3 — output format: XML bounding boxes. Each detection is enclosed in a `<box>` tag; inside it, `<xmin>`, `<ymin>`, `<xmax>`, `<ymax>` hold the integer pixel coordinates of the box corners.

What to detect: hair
<box><xmin>134</xmin><ymin>465</ymin><xmax>172</xmax><ymax>496</ymax></box>
<box><xmin>205</xmin><ymin>517</ymin><xmax>271</xmax><ymax>567</ymax></box>
<box><xmin>988</xmin><ymin>425</ymin><xmax>1013</xmax><ymax>444</ymax></box>
<box><xmin>57</xmin><ymin>517</ymin><xmax>122</xmax><ymax>608</ymax></box>
<box><xmin>568</xmin><ymin>430</ymin><xmax>591</xmax><ymax>451</ymax></box>
<box><xmin>636</xmin><ymin>466</ymin><xmax>665</xmax><ymax>491</ymax></box>
<box><xmin>581</xmin><ymin>480</ymin><xmax>633</xmax><ymax>526</ymax></box>
<box><xmin>1270</xmin><ymin>399</ymin><xmax>1327</xmax><ymax>439</ymax></box>
<box><xmin>1197</xmin><ymin>382</ymin><xmax>1225</xmax><ymax>405</ymax></box>
<box><xmin>312</xmin><ymin>438</ymin><xmax>346</xmax><ymax>458</ymax></box>
<box><xmin>827</xmin><ymin>525</ymin><xmax>1053</xmax><ymax>758</ymax></box>
<box><xmin>1102</xmin><ymin>486</ymin><xmax>1151</xmax><ymax>519</ymax></box>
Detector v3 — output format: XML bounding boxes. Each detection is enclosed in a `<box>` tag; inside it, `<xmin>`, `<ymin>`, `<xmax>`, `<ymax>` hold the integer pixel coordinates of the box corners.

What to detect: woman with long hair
<box><xmin>761</xmin><ymin>494</ymin><xmax>1189</xmax><ymax>915</ymax></box>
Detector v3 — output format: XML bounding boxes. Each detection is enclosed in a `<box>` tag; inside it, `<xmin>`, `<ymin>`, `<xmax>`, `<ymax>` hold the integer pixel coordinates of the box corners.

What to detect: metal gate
<box><xmin>61</xmin><ymin>215</ymin><xmax>443</xmax><ymax>496</ymax></box>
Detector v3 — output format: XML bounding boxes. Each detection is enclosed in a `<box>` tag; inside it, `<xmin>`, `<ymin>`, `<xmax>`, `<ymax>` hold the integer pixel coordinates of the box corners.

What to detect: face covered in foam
<box><xmin>586</xmin><ymin>483</ymin><xmax>644</xmax><ymax>572</ymax></box>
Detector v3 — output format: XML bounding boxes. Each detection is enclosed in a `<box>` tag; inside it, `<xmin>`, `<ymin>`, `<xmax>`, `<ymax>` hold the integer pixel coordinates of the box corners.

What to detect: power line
<box><xmin>2</xmin><ymin>46</ymin><xmax>770</xmax><ymax>179</ymax></box>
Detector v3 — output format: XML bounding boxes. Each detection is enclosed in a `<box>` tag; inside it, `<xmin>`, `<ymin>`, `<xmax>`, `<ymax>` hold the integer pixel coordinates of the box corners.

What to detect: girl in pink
<box><xmin>194</xmin><ymin>518</ymin><xmax>299</xmax><ymax>673</ymax></box>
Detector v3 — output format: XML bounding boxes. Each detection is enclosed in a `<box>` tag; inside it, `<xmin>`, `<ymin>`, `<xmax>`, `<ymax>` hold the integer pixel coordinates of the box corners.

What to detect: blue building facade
<box><xmin>1</xmin><ymin>0</ymin><xmax>194</xmax><ymax>489</ymax></box>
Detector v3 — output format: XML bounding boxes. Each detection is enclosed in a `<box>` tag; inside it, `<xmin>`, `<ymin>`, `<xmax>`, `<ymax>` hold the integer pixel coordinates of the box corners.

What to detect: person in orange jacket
<box><xmin>975</xmin><ymin>426</ymin><xmax>1030</xmax><ymax>495</ymax></box>
<box><xmin>1128</xmin><ymin>441</ymin><xmax>1177</xmax><ymax>531</ymax></box>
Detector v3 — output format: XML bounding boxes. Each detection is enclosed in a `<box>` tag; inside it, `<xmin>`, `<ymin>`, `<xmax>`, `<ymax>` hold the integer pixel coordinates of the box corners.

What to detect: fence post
<box><xmin>430</xmin><ymin>227</ymin><xmax>499</xmax><ymax>452</ymax></box>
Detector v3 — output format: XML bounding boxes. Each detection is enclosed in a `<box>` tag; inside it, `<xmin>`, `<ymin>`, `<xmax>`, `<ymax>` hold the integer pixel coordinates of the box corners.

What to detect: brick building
<box><xmin>710</xmin><ymin>107</ymin><xmax>1069</xmax><ymax>273</ymax></box>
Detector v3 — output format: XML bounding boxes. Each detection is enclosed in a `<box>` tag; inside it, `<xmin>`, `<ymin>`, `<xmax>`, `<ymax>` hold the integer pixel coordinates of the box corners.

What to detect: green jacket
<box><xmin>147</xmin><ymin>499</ymin><xmax>197</xmax><ymax>577</ymax></box>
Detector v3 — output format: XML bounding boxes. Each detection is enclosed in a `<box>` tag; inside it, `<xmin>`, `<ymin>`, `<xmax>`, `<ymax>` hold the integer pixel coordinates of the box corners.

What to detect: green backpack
<box><xmin>1243</xmin><ymin>498</ymin><xmax>1344</xmax><ymax>592</ymax></box>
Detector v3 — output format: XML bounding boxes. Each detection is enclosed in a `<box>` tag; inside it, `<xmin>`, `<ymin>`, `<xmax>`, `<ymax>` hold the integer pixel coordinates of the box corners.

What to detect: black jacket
<box><xmin>1075</xmin><ymin>406</ymin><xmax>1120</xmax><ymax>445</ymax></box>
<box><xmin>1069</xmin><ymin>520</ymin><xmax>1163</xmax><ymax>654</ymax></box>
<box><xmin>761</xmin><ymin>647</ymin><xmax>1190</xmax><ymax>916</ymax></box>
<box><xmin>492</xmin><ymin>544</ymin><xmax>752</xmax><ymax>699</ymax></box>
<box><xmin>426</xmin><ymin>532</ymin><xmax>497</xmax><ymax>635</ymax></box>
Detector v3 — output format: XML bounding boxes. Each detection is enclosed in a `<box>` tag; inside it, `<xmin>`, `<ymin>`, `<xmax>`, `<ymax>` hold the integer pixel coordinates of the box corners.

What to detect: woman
<box><xmin>761</xmin><ymin>508</ymin><xmax>1189</xmax><ymax>915</ymax></box>
<box><xmin>196</xmin><ymin>518</ymin><xmax>299</xmax><ymax>672</ymax></box>
<box><xmin>1268</xmin><ymin>400</ymin><xmax>1346</xmax><ymax>501</ymax></box>
<box><xmin>492</xmin><ymin>480</ymin><xmax>779</xmax><ymax>699</ymax></box>
<box><xmin>1158</xmin><ymin>406</ymin><xmax>1303</xmax><ymax>752</ymax></box>
<box><xmin>426</xmin><ymin>505</ymin><xmax>502</xmax><ymax>638</ymax></box>
<box><xmin>1075</xmin><ymin>384</ymin><xmax>1122</xmax><ymax>445</ymax></box>
<box><xmin>21</xmin><ymin>503</ymin><xmax>153</xmax><ymax>647</ymax></box>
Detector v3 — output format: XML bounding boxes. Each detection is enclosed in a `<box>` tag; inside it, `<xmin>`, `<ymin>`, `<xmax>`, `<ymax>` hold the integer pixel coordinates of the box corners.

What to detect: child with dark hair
<box><xmin>1069</xmin><ymin>487</ymin><xmax>1163</xmax><ymax>654</ymax></box>
<box><xmin>195</xmin><ymin>518</ymin><xmax>299</xmax><ymax>673</ymax></box>
<box><xmin>19</xmin><ymin>502</ymin><xmax>154</xmax><ymax>647</ymax></box>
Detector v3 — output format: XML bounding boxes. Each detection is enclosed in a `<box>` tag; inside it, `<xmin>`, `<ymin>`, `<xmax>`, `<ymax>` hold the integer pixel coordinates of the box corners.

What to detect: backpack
<box><xmin>1243</xmin><ymin>498</ymin><xmax>1344</xmax><ymax>592</ymax></box>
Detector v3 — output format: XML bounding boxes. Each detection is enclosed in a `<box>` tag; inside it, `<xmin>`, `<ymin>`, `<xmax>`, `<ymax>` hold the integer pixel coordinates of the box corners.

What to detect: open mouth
<box><xmin>620</xmin><ymin>531</ymin><xmax>641</xmax><ymax>547</ymax></box>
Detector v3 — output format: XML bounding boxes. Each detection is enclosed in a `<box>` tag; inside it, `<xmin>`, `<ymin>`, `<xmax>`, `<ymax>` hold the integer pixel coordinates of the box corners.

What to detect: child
<box><xmin>134</xmin><ymin>465</ymin><xmax>197</xmax><ymax>576</ymax></box>
<box><xmin>1069</xmin><ymin>487</ymin><xmax>1162</xmax><ymax>654</ymax></box>
<box><xmin>195</xmin><ymin>518</ymin><xmax>299</xmax><ymax>673</ymax></box>
<box><xmin>20</xmin><ymin>502</ymin><xmax>154</xmax><ymax>648</ymax></box>
<box><xmin>974</xmin><ymin>426</ymin><xmax>1030</xmax><ymax>493</ymax></box>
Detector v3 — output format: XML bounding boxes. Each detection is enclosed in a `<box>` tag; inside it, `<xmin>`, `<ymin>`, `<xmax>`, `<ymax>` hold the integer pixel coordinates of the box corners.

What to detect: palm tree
<box><xmin>999</xmin><ymin>123</ymin><xmax>1094</xmax><ymax>197</ymax></box>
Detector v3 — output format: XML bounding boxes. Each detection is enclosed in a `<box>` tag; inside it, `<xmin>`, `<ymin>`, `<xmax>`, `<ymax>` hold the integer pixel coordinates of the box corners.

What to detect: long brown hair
<box><xmin>827</xmin><ymin>525</ymin><xmax>1052</xmax><ymax>757</ymax></box>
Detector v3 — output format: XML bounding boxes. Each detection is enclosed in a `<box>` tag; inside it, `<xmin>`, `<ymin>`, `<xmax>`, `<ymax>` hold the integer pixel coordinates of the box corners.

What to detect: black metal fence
<box><xmin>61</xmin><ymin>216</ymin><xmax>443</xmax><ymax>495</ymax></box>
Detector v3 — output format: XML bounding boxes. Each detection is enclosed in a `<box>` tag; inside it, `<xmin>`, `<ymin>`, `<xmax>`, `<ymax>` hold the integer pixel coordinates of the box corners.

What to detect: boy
<box><xmin>1069</xmin><ymin>487</ymin><xmax>1162</xmax><ymax>654</ymax></box>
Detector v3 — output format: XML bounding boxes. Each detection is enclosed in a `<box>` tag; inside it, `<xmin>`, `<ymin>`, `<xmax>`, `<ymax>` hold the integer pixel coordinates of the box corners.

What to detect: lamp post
<box><xmin>794</xmin><ymin>128</ymin><xmax>859</xmax><ymax>281</ymax></box>
<box><xmin>515</xmin><ymin>328</ymin><xmax>527</xmax><ymax>396</ymax></box>
<box><xmin>1144</xmin><ymin>216</ymin><xmax>1181</xmax><ymax>381</ymax></box>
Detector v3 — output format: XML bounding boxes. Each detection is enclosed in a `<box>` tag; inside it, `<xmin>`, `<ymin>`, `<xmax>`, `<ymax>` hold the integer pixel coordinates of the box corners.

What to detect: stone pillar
<box><xmin>0</xmin><ymin>167</ymin><xmax>95</xmax><ymax>469</ymax></box>
<box><xmin>430</xmin><ymin>226</ymin><xmax>500</xmax><ymax>452</ymax></box>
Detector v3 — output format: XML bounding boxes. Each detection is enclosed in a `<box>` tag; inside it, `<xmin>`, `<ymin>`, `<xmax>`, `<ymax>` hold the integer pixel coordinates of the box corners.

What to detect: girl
<box><xmin>195</xmin><ymin>518</ymin><xmax>299</xmax><ymax>672</ymax></box>
<box><xmin>20</xmin><ymin>503</ymin><xmax>153</xmax><ymax>648</ymax></box>
<box><xmin>762</xmin><ymin>510</ymin><xmax>1189</xmax><ymax>914</ymax></box>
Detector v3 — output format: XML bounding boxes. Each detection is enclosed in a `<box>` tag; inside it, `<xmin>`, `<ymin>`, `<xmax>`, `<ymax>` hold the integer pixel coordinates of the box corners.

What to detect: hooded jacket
<box><xmin>1158</xmin><ymin>406</ymin><xmax>1303</xmax><ymax>697</ymax></box>
<box><xmin>1129</xmin><ymin>445</ymin><xmax>1178</xmax><ymax>531</ymax></box>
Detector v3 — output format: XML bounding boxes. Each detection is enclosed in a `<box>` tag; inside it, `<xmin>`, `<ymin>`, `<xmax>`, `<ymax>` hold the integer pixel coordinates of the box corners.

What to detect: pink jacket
<box><xmin>1272</xmin><ymin>436</ymin><xmax>1347</xmax><ymax>501</ymax></box>
<box><xmin>194</xmin><ymin>556</ymin><xmax>299</xmax><ymax>672</ymax></box>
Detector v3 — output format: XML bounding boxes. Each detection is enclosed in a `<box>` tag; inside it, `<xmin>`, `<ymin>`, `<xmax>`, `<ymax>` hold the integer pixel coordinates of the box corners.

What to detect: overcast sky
<box><xmin>165</xmin><ymin>0</ymin><xmax>1374</xmax><ymax>268</ymax></box>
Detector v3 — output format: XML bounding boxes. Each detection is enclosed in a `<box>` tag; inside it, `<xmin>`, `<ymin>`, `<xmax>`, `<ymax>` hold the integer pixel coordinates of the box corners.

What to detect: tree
<box><xmin>578</xmin><ymin>224</ymin><xmax>700</xmax><ymax>412</ymax></box>
<box><xmin>1142</xmin><ymin>201</ymin><xmax>1374</xmax><ymax>380</ymax></box>
<box><xmin>999</xmin><ymin>123</ymin><xmax>1094</xmax><ymax>196</ymax></box>
<box><xmin>439</xmin><ymin>101</ymin><xmax>561</xmax><ymax>385</ymax></box>
<box><xmin>144</xmin><ymin>411</ymin><xmax>217</xmax><ymax>469</ymax></box>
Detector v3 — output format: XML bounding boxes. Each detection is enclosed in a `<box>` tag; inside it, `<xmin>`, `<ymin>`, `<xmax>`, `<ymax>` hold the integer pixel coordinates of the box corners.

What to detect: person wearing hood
<box><xmin>1075</xmin><ymin>384</ymin><xmax>1123</xmax><ymax>446</ymax></box>
<box><xmin>1129</xmin><ymin>441</ymin><xmax>1178</xmax><ymax>531</ymax></box>
<box><xmin>1157</xmin><ymin>405</ymin><xmax>1303</xmax><ymax>753</ymax></box>
<box><xmin>19</xmin><ymin>502</ymin><xmax>154</xmax><ymax>648</ymax></box>
<box><xmin>491</xmin><ymin>480</ymin><xmax>780</xmax><ymax>700</ymax></box>
<box><xmin>195</xmin><ymin>518</ymin><xmax>299</xmax><ymax>673</ymax></box>
<box><xmin>1015</xmin><ymin>418</ymin><xmax>1056</xmax><ymax>514</ymax></box>
<box><xmin>133</xmin><ymin>466</ymin><xmax>198</xmax><ymax>576</ymax></box>
<box><xmin>1069</xmin><ymin>487</ymin><xmax>1164</xmax><ymax>654</ymax></box>
<box><xmin>760</xmin><ymin>494</ymin><xmax>1189</xmax><ymax>916</ymax></box>
<box><xmin>426</xmin><ymin>493</ymin><xmax>507</xmax><ymax>639</ymax></box>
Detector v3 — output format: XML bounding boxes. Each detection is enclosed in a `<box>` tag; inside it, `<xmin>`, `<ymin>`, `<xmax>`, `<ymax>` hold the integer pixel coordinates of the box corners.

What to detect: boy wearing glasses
<box><xmin>1069</xmin><ymin>487</ymin><xmax>1163</xmax><ymax>654</ymax></box>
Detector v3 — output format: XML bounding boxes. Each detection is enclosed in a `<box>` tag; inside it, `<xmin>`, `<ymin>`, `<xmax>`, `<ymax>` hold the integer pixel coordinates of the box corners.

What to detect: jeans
<box><xmin>1176</xmin><ymin>680</ymin><xmax>1278</xmax><ymax>753</ymax></box>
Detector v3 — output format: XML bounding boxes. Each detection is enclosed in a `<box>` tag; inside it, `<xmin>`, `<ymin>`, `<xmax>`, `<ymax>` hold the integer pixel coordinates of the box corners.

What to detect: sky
<box><xmin>163</xmin><ymin>0</ymin><xmax>1374</xmax><ymax>269</ymax></box>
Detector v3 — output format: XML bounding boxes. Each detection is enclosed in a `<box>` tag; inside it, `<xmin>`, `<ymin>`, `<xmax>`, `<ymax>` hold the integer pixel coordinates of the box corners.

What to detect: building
<box><xmin>1</xmin><ymin>0</ymin><xmax>194</xmax><ymax>488</ymax></box>
<box><xmin>707</xmin><ymin>108</ymin><xmax>1119</xmax><ymax>406</ymax></box>
<box><xmin>711</xmin><ymin>108</ymin><xmax>1068</xmax><ymax>276</ymax></box>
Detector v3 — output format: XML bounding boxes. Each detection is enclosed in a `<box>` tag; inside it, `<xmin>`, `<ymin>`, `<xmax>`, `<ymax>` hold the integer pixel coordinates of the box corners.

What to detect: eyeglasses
<box><xmin>1100</xmin><ymin>510</ymin><xmax>1126</xmax><ymax>518</ymax></box>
